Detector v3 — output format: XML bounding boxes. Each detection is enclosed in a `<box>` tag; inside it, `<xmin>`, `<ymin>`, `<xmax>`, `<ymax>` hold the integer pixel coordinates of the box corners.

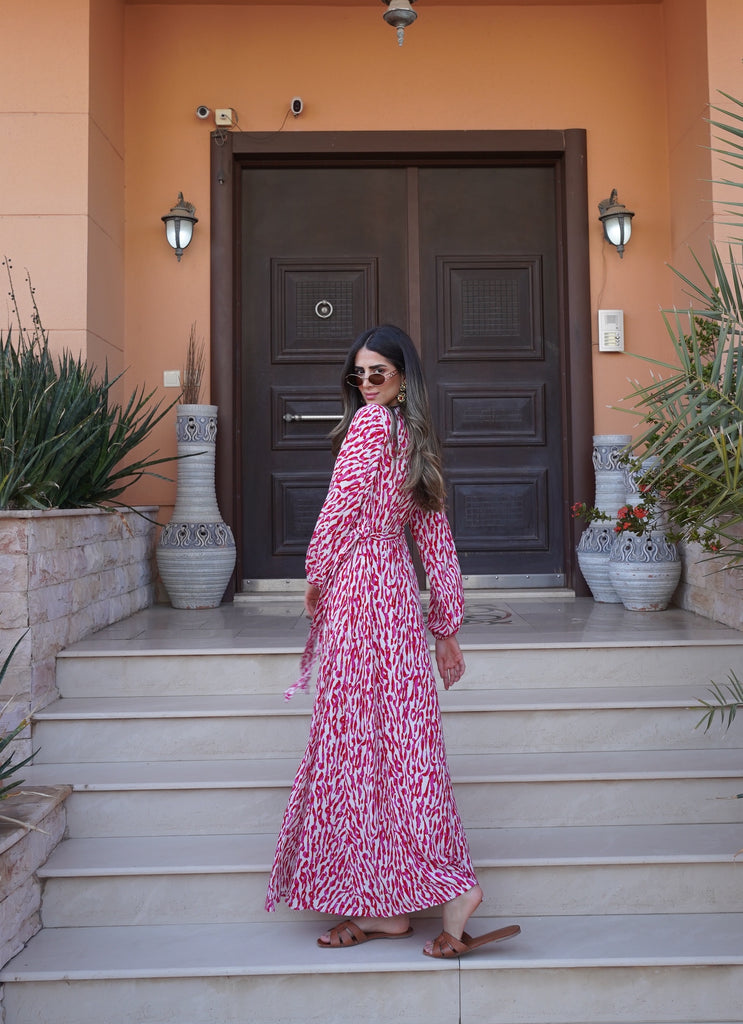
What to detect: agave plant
<box><xmin>0</xmin><ymin>258</ymin><xmax>177</xmax><ymax>511</ymax></box>
<box><xmin>0</xmin><ymin>633</ymin><xmax>37</xmax><ymax>804</ymax></box>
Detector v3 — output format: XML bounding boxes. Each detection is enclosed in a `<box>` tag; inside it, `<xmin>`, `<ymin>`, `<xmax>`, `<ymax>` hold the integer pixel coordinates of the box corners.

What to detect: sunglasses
<box><xmin>345</xmin><ymin>369</ymin><xmax>398</xmax><ymax>388</ymax></box>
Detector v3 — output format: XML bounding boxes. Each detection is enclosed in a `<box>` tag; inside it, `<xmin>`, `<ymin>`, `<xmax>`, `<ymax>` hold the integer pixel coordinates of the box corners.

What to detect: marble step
<box><xmin>23</xmin><ymin>749</ymin><xmax>743</xmax><ymax>837</ymax></box>
<box><xmin>31</xmin><ymin>686</ymin><xmax>741</xmax><ymax>763</ymax></box>
<box><xmin>2</xmin><ymin>915</ymin><xmax>742</xmax><ymax>1024</ymax></box>
<box><xmin>53</xmin><ymin>639</ymin><xmax>743</xmax><ymax>696</ymax></box>
<box><xmin>37</xmin><ymin>825</ymin><xmax>743</xmax><ymax>926</ymax></box>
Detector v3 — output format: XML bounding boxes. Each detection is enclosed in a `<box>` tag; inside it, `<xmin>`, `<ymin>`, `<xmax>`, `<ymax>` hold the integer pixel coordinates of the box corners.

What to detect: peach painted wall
<box><xmin>663</xmin><ymin>0</ymin><xmax>714</xmax><ymax>298</ymax></box>
<box><xmin>123</xmin><ymin>1</ymin><xmax>682</xmax><ymax>511</ymax></box>
<box><xmin>0</xmin><ymin>0</ymin><xmax>125</xmax><ymax>376</ymax></box>
<box><xmin>706</xmin><ymin>0</ymin><xmax>743</xmax><ymax>247</ymax></box>
<box><xmin>1</xmin><ymin>0</ymin><xmax>91</xmax><ymax>359</ymax></box>
<box><xmin>87</xmin><ymin>0</ymin><xmax>126</xmax><ymax>381</ymax></box>
<box><xmin>4</xmin><ymin>2</ymin><xmax>741</xmax><ymax>517</ymax></box>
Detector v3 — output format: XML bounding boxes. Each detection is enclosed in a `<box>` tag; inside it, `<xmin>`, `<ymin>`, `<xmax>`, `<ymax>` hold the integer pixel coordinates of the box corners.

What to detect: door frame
<box><xmin>210</xmin><ymin>130</ymin><xmax>594</xmax><ymax>597</ymax></box>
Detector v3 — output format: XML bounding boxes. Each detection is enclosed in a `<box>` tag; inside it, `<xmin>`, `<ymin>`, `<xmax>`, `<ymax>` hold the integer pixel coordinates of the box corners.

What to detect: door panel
<box><xmin>240</xmin><ymin>168</ymin><xmax>408</xmax><ymax>580</ymax></box>
<box><xmin>240</xmin><ymin>163</ymin><xmax>565</xmax><ymax>584</ymax></box>
<box><xmin>418</xmin><ymin>167</ymin><xmax>564</xmax><ymax>582</ymax></box>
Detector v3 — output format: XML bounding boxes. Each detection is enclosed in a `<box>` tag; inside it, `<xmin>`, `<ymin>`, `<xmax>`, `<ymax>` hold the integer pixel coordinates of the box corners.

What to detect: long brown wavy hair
<box><xmin>330</xmin><ymin>325</ymin><xmax>446</xmax><ymax>512</ymax></box>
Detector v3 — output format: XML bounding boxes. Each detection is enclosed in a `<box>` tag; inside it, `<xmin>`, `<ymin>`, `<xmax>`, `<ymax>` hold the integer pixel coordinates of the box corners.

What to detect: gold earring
<box><xmin>397</xmin><ymin>379</ymin><xmax>407</xmax><ymax>404</ymax></box>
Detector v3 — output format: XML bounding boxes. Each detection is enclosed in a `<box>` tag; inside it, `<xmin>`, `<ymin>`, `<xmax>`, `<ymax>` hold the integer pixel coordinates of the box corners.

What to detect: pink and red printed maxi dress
<box><xmin>265</xmin><ymin>402</ymin><xmax>477</xmax><ymax>917</ymax></box>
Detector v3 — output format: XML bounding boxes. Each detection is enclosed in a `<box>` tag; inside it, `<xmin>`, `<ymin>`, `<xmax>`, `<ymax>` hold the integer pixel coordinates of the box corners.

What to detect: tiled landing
<box><xmin>57</xmin><ymin>594</ymin><xmax>742</xmax><ymax>654</ymax></box>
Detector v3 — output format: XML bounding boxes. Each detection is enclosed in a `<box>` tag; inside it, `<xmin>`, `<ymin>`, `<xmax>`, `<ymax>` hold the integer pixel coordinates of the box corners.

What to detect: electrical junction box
<box><xmin>215</xmin><ymin>108</ymin><xmax>234</xmax><ymax>126</ymax></box>
<box><xmin>598</xmin><ymin>309</ymin><xmax>625</xmax><ymax>352</ymax></box>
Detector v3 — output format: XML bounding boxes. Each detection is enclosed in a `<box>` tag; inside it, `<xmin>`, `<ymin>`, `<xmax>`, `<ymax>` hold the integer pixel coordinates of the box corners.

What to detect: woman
<box><xmin>265</xmin><ymin>325</ymin><xmax>520</xmax><ymax>959</ymax></box>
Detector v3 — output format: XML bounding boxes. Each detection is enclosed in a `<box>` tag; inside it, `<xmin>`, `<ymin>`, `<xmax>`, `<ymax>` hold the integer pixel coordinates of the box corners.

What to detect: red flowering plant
<box><xmin>614</xmin><ymin>480</ymin><xmax>656</xmax><ymax>536</ymax></box>
<box><xmin>572</xmin><ymin>478</ymin><xmax>721</xmax><ymax>551</ymax></box>
<box><xmin>614</xmin><ymin>502</ymin><xmax>652</xmax><ymax>534</ymax></box>
<box><xmin>570</xmin><ymin>502</ymin><xmax>613</xmax><ymax>526</ymax></box>
<box><xmin>614</xmin><ymin>474</ymin><xmax>721</xmax><ymax>552</ymax></box>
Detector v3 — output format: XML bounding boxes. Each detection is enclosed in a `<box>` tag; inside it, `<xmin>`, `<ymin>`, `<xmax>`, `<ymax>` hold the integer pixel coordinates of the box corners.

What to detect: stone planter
<box><xmin>609</xmin><ymin>530</ymin><xmax>682</xmax><ymax>611</ymax></box>
<box><xmin>675</xmin><ymin>525</ymin><xmax>743</xmax><ymax>630</ymax></box>
<box><xmin>156</xmin><ymin>405</ymin><xmax>236</xmax><ymax>609</ymax></box>
<box><xmin>0</xmin><ymin>785</ymin><xmax>70</xmax><ymax>970</ymax></box>
<box><xmin>0</xmin><ymin>507</ymin><xmax>159</xmax><ymax>744</ymax></box>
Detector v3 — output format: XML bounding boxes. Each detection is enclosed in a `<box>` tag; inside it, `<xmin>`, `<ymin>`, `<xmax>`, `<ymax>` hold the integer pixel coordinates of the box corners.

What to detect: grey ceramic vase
<box><xmin>156</xmin><ymin>404</ymin><xmax>236</xmax><ymax>609</ymax></box>
<box><xmin>592</xmin><ymin>434</ymin><xmax>632</xmax><ymax>515</ymax></box>
<box><xmin>609</xmin><ymin>530</ymin><xmax>681</xmax><ymax>612</ymax></box>
<box><xmin>576</xmin><ymin>523</ymin><xmax>621</xmax><ymax>603</ymax></box>
<box><xmin>576</xmin><ymin>434</ymin><xmax>632</xmax><ymax>603</ymax></box>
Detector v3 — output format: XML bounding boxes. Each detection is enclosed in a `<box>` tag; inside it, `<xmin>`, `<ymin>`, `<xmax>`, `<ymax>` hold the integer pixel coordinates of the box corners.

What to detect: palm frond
<box><xmin>696</xmin><ymin>670</ymin><xmax>743</xmax><ymax>732</ymax></box>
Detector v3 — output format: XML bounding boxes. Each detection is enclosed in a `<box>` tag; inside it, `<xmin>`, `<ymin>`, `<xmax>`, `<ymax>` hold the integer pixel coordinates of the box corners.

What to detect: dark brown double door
<box><xmin>240</xmin><ymin>163</ymin><xmax>565</xmax><ymax>586</ymax></box>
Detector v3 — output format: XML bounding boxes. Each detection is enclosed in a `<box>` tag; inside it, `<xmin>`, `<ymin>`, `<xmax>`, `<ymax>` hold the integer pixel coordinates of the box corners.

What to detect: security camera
<box><xmin>290</xmin><ymin>97</ymin><xmax>303</xmax><ymax>117</ymax></box>
<box><xmin>196</xmin><ymin>105</ymin><xmax>211</xmax><ymax>120</ymax></box>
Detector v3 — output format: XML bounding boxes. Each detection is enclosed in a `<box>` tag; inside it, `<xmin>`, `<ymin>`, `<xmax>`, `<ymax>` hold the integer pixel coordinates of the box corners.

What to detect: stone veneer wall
<box><xmin>0</xmin><ymin>787</ymin><xmax>71</xmax><ymax>971</ymax></box>
<box><xmin>674</xmin><ymin>530</ymin><xmax>743</xmax><ymax>631</ymax></box>
<box><xmin>0</xmin><ymin>508</ymin><xmax>159</xmax><ymax>757</ymax></box>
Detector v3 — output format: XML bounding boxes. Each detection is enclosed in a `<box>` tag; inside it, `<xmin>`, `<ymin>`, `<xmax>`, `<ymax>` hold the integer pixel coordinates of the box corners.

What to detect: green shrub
<box><xmin>619</xmin><ymin>93</ymin><xmax>743</xmax><ymax>732</ymax></box>
<box><xmin>0</xmin><ymin>633</ymin><xmax>36</xmax><ymax>802</ymax></box>
<box><xmin>620</xmin><ymin>94</ymin><xmax>743</xmax><ymax>564</ymax></box>
<box><xmin>0</xmin><ymin>258</ymin><xmax>177</xmax><ymax>510</ymax></box>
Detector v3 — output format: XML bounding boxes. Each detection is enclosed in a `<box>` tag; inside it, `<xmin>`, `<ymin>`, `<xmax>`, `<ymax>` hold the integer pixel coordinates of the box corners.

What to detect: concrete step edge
<box><xmin>38</xmin><ymin>825</ymin><xmax>743</xmax><ymax>877</ymax></box>
<box><xmin>23</xmin><ymin>749</ymin><xmax>743</xmax><ymax>788</ymax></box>
<box><xmin>33</xmin><ymin>685</ymin><xmax>717</xmax><ymax>720</ymax></box>
<box><xmin>3</xmin><ymin>915</ymin><xmax>743</xmax><ymax>983</ymax></box>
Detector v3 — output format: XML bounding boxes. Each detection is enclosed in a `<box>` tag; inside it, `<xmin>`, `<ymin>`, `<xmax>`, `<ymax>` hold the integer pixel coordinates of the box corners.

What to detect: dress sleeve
<box><xmin>409</xmin><ymin>506</ymin><xmax>464</xmax><ymax>639</ymax></box>
<box><xmin>305</xmin><ymin>403</ymin><xmax>390</xmax><ymax>589</ymax></box>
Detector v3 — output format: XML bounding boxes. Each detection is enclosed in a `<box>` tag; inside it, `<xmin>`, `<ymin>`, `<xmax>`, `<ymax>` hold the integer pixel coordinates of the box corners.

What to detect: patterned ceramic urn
<box><xmin>609</xmin><ymin>530</ymin><xmax>681</xmax><ymax>612</ymax></box>
<box><xmin>576</xmin><ymin>522</ymin><xmax>620</xmax><ymax>602</ymax></box>
<box><xmin>576</xmin><ymin>434</ymin><xmax>632</xmax><ymax>603</ymax></box>
<box><xmin>156</xmin><ymin>404</ymin><xmax>236</xmax><ymax>608</ymax></box>
<box><xmin>592</xmin><ymin>434</ymin><xmax>632</xmax><ymax>515</ymax></box>
<box><xmin>608</xmin><ymin>456</ymin><xmax>680</xmax><ymax>611</ymax></box>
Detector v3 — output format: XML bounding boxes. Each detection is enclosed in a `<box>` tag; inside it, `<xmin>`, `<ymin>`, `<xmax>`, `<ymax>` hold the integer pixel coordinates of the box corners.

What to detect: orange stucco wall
<box><xmin>706</xmin><ymin>0</ymin><xmax>743</xmax><ymax>244</ymax></box>
<box><xmin>122</xmin><ymin>1</ymin><xmax>685</xmax><ymax>508</ymax></box>
<box><xmin>1</xmin><ymin>0</ymin><xmax>125</xmax><ymax>375</ymax></box>
<box><xmin>3</xmin><ymin>1</ymin><xmax>742</xmax><ymax>516</ymax></box>
<box><xmin>1</xmin><ymin>0</ymin><xmax>92</xmax><ymax>358</ymax></box>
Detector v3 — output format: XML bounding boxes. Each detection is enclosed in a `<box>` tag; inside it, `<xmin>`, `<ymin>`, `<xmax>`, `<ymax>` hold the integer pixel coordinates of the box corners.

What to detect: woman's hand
<box><xmin>304</xmin><ymin>583</ymin><xmax>320</xmax><ymax>619</ymax></box>
<box><xmin>435</xmin><ymin>635</ymin><xmax>466</xmax><ymax>690</ymax></box>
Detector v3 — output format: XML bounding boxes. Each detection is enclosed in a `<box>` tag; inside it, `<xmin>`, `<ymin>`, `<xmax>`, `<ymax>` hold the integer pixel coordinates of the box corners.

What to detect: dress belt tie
<box><xmin>284</xmin><ymin>527</ymin><xmax>404</xmax><ymax>701</ymax></box>
<box><xmin>355</xmin><ymin>529</ymin><xmax>404</xmax><ymax>542</ymax></box>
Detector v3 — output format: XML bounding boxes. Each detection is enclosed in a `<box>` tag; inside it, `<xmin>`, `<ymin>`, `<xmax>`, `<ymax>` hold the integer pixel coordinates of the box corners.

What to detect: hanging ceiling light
<box><xmin>161</xmin><ymin>193</ymin><xmax>198</xmax><ymax>262</ymax></box>
<box><xmin>381</xmin><ymin>0</ymin><xmax>417</xmax><ymax>46</ymax></box>
<box><xmin>598</xmin><ymin>189</ymin><xmax>635</xmax><ymax>258</ymax></box>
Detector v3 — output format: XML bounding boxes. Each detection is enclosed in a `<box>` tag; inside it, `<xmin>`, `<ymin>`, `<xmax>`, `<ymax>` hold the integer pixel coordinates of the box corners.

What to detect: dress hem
<box><xmin>265</xmin><ymin>874</ymin><xmax>479</xmax><ymax>919</ymax></box>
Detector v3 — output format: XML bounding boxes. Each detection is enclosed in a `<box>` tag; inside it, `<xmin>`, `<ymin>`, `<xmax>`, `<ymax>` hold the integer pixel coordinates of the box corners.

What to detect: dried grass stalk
<box><xmin>182</xmin><ymin>323</ymin><xmax>207</xmax><ymax>405</ymax></box>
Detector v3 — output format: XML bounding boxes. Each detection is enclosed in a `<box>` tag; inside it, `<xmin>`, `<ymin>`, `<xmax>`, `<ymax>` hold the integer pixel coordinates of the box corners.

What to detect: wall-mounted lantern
<box><xmin>162</xmin><ymin>193</ymin><xmax>198</xmax><ymax>262</ymax></box>
<box><xmin>382</xmin><ymin>0</ymin><xmax>417</xmax><ymax>46</ymax></box>
<box><xmin>598</xmin><ymin>189</ymin><xmax>634</xmax><ymax>258</ymax></box>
